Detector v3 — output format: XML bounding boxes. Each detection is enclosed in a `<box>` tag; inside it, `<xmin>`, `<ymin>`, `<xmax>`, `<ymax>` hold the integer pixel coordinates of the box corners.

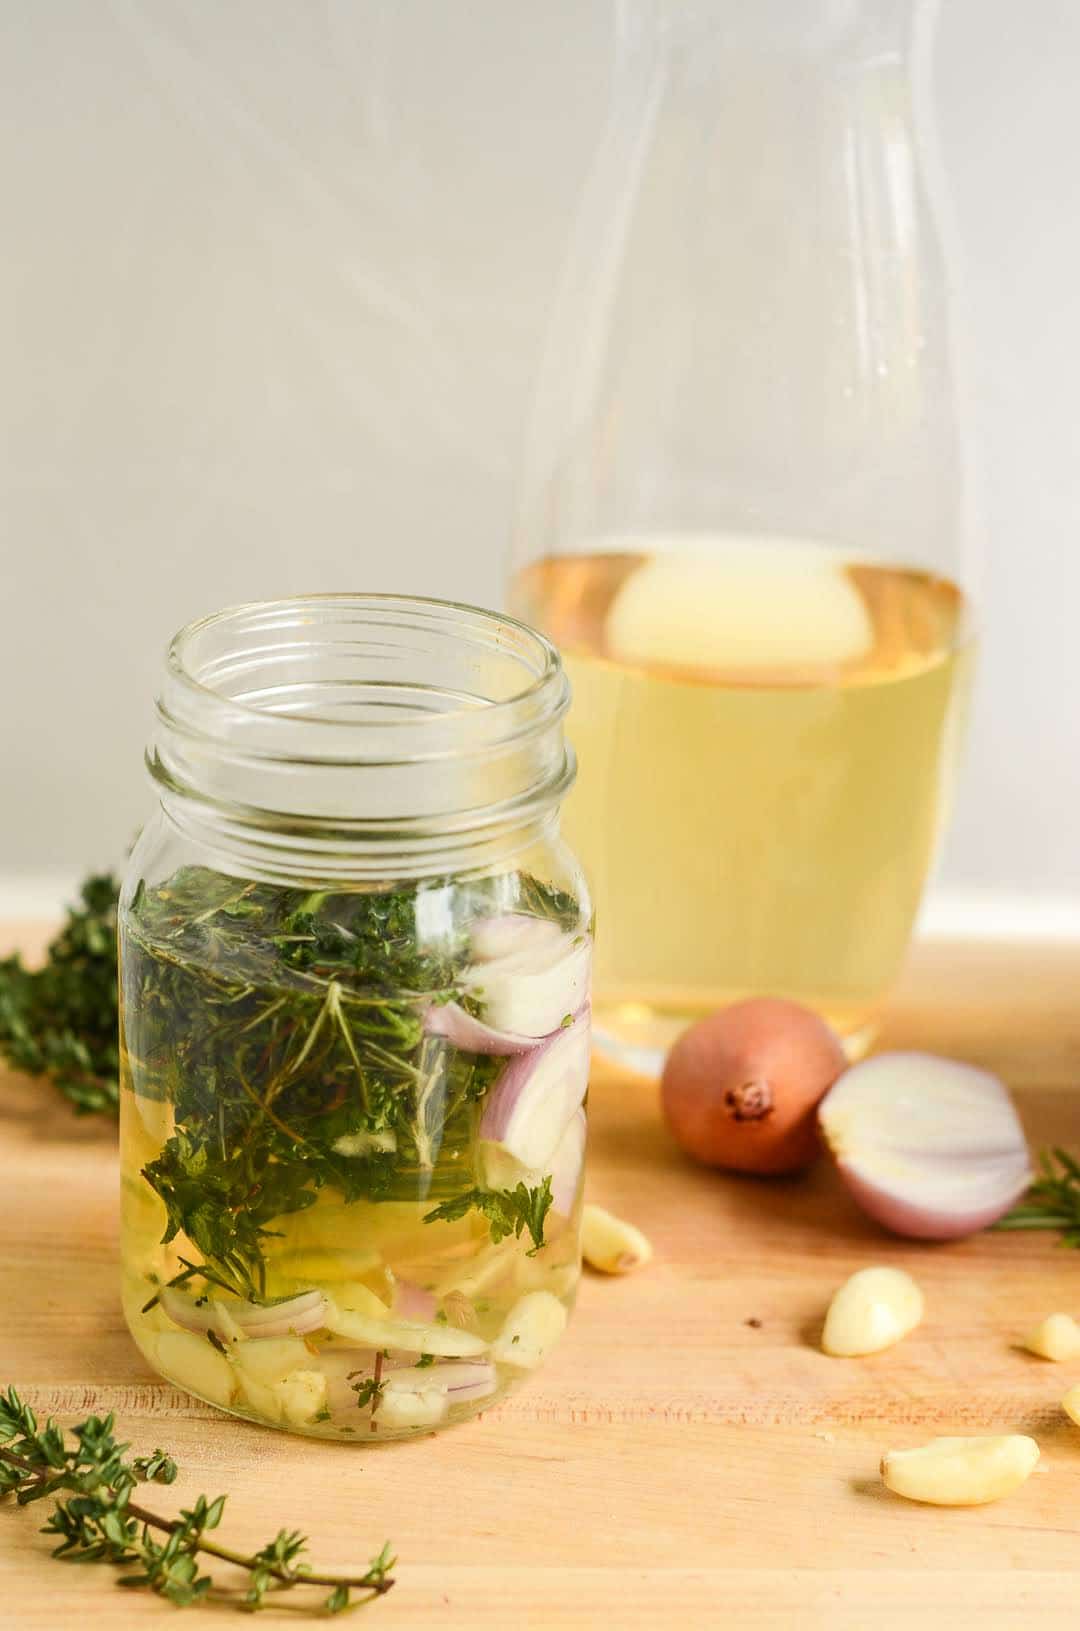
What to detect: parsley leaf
<box><xmin>422</xmin><ymin>1176</ymin><xmax>554</xmax><ymax>1254</ymax></box>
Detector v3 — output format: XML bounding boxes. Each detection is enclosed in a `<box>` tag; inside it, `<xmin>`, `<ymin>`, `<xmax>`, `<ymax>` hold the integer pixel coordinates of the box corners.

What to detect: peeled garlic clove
<box><xmin>581</xmin><ymin>1204</ymin><xmax>653</xmax><ymax>1274</ymax></box>
<box><xmin>377</xmin><ymin>1378</ymin><xmax>449</xmax><ymax>1430</ymax></box>
<box><xmin>231</xmin><ymin>1335</ymin><xmax>313</xmax><ymax>1384</ymax></box>
<box><xmin>882</xmin><ymin>1435</ymin><xmax>1039</xmax><ymax>1505</ymax></box>
<box><xmin>1023</xmin><ymin>1312</ymin><xmax>1080</xmax><ymax>1362</ymax></box>
<box><xmin>273</xmin><ymin>1369</ymin><xmax>329</xmax><ymax>1427</ymax></box>
<box><xmin>235</xmin><ymin>1367</ymin><xmax>284</xmax><ymax>1424</ymax></box>
<box><xmin>491</xmin><ymin>1291</ymin><xmax>567</xmax><ymax>1369</ymax></box>
<box><xmin>154</xmin><ymin>1330</ymin><xmax>236</xmax><ymax>1409</ymax></box>
<box><xmin>822</xmin><ymin>1266</ymin><xmax>923</xmax><ymax>1357</ymax></box>
<box><xmin>1062</xmin><ymin>1385</ymin><xmax>1080</xmax><ymax>1426</ymax></box>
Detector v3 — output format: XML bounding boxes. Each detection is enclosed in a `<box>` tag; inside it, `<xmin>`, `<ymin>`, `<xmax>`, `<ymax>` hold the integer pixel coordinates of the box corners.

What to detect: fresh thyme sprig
<box><xmin>995</xmin><ymin>1147</ymin><xmax>1080</xmax><ymax>1245</ymax></box>
<box><xmin>1</xmin><ymin>864</ymin><xmax>572</xmax><ymax>1301</ymax></box>
<box><xmin>124</xmin><ymin>867</ymin><xmax>570</xmax><ymax>1302</ymax></box>
<box><xmin>0</xmin><ymin>875</ymin><xmax>120</xmax><ymax>1113</ymax></box>
<box><xmin>0</xmin><ymin>1387</ymin><xmax>394</xmax><ymax>1613</ymax></box>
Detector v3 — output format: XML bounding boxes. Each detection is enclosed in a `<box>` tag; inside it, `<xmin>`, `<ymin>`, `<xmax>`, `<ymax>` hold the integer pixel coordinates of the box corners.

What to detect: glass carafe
<box><xmin>510</xmin><ymin>0</ymin><xmax>975</xmax><ymax>1073</ymax></box>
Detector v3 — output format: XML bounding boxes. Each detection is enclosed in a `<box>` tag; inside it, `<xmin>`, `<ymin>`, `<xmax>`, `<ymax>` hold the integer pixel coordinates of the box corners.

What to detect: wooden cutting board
<box><xmin>3</xmin><ymin>924</ymin><xmax>1080</xmax><ymax>1629</ymax></box>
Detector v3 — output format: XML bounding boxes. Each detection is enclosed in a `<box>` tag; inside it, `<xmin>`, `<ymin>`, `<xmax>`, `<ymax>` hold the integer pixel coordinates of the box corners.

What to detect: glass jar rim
<box><xmin>149</xmin><ymin>593</ymin><xmax>575</xmax><ymax>870</ymax></box>
<box><xmin>167</xmin><ymin>592</ymin><xmax>564</xmax><ymax>736</ymax></box>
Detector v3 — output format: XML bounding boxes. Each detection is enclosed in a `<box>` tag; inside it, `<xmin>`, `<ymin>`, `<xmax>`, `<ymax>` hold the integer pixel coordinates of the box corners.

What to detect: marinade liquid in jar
<box><xmin>118</xmin><ymin>596</ymin><xmax>592</xmax><ymax>1441</ymax></box>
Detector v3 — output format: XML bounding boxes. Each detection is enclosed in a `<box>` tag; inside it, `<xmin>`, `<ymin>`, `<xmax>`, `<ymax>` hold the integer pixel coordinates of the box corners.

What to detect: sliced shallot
<box><xmin>464</xmin><ymin>913</ymin><xmax>591</xmax><ymax>1038</ymax></box>
<box><xmin>423</xmin><ymin>1000</ymin><xmax>538</xmax><ymax>1055</ymax></box>
<box><xmin>549</xmin><ymin>1108</ymin><xmax>587</xmax><ymax>1216</ymax></box>
<box><xmin>479</xmin><ymin>1011</ymin><xmax>591</xmax><ymax>1171</ymax></box>
<box><xmin>391</xmin><ymin>1360</ymin><xmax>497</xmax><ymax>1404</ymax></box>
<box><xmin>391</xmin><ymin>1277</ymin><xmax>438</xmax><ymax>1324</ymax></box>
<box><xmin>160</xmin><ymin>1285</ymin><xmax>328</xmax><ymax>1339</ymax></box>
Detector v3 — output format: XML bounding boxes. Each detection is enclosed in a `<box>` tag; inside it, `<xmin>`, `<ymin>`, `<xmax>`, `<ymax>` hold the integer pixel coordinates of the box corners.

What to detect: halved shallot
<box><xmin>819</xmin><ymin>1052</ymin><xmax>1032</xmax><ymax>1241</ymax></box>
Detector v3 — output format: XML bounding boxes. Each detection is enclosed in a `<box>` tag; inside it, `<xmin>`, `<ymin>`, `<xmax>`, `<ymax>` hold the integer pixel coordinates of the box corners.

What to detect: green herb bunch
<box><xmin>0</xmin><ymin>1387</ymin><xmax>393</xmax><ymax>1613</ymax></box>
<box><xmin>0</xmin><ymin>874</ymin><xmax>121</xmax><ymax>1113</ymax></box>
<box><xmin>996</xmin><ymin>1148</ymin><xmax>1080</xmax><ymax>1244</ymax></box>
<box><xmin>124</xmin><ymin>866</ymin><xmax>577</xmax><ymax>1304</ymax></box>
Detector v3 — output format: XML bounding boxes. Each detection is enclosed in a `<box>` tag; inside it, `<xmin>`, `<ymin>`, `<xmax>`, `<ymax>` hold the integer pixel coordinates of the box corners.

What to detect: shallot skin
<box><xmin>660</xmin><ymin>998</ymin><xmax>848</xmax><ymax>1176</ymax></box>
<box><xmin>831</xmin><ymin>1163</ymin><xmax>1025</xmax><ymax>1242</ymax></box>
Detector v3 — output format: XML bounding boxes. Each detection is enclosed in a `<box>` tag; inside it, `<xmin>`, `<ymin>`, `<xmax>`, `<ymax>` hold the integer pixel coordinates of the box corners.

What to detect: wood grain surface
<box><xmin>2</xmin><ymin>924</ymin><xmax>1080</xmax><ymax>1628</ymax></box>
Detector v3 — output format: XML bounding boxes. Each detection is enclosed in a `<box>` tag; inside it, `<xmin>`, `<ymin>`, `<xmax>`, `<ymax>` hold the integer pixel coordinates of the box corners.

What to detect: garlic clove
<box><xmin>1023</xmin><ymin>1312</ymin><xmax>1080</xmax><ymax>1362</ymax></box>
<box><xmin>821</xmin><ymin>1266</ymin><xmax>923</xmax><ymax>1357</ymax></box>
<box><xmin>230</xmin><ymin>1335</ymin><xmax>313</xmax><ymax>1385</ymax></box>
<box><xmin>273</xmin><ymin>1368</ymin><xmax>329</xmax><ymax>1427</ymax></box>
<box><xmin>377</xmin><ymin>1380</ymin><xmax>450</xmax><ymax>1431</ymax></box>
<box><xmin>491</xmin><ymin>1291</ymin><xmax>567</xmax><ymax>1370</ymax></box>
<box><xmin>1062</xmin><ymin>1384</ymin><xmax>1080</xmax><ymax>1426</ymax></box>
<box><xmin>154</xmin><ymin>1330</ymin><xmax>236</xmax><ymax>1409</ymax></box>
<box><xmin>581</xmin><ymin>1204</ymin><xmax>652</xmax><ymax>1274</ymax></box>
<box><xmin>881</xmin><ymin>1435</ymin><xmax>1039</xmax><ymax>1505</ymax></box>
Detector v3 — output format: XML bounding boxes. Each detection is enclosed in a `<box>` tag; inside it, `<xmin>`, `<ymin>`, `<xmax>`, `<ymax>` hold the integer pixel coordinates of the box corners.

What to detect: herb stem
<box><xmin>0</xmin><ymin>1435</ymin><xmax>394</xmax><ymax>1602</ymax></box>
<box><xmin>369</xmin><ymin>1350</ymin><xmax>384</xmax><ymax>1435</ymax></box>
<box><xmin>235</xmin><ymin>1060</ymin><xmax>307</xmax><ymax>1149</ymax></box>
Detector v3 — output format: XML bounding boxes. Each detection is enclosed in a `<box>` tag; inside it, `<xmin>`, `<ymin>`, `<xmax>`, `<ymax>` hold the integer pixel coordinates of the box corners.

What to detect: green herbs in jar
<box><xmin>119</xmin><ymin>865</ymin><xmax>591</xmax><ymax>1440</ymax></box>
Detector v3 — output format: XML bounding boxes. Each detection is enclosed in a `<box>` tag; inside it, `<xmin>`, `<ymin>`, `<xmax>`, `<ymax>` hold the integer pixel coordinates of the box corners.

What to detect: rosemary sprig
<box><xmin>995</xmin><ymin>1148</ymin><xmax>1080</xmax><ymax>1245</ymax></box>
<box><xmin>0</xmin><ymin>1387</ymin><xmax>394</xmax><ymax>1613</ymax></box>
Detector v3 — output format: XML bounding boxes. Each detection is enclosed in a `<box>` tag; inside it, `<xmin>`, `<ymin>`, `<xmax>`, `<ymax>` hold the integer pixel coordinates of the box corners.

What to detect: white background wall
<box><xmin>1</xmin><ymin>1</ymin><xmax>1078</xmax><ymax>923</ymax></box>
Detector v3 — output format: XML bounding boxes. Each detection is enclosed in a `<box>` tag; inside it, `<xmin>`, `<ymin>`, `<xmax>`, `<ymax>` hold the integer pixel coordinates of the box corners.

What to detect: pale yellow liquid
<box><xmin>512</xmin><ymin>546</ymin><xmax>972</xmax><ymax>1067</ymax></box>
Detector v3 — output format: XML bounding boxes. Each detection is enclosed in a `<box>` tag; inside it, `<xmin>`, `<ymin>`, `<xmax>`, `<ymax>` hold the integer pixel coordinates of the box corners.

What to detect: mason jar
<box><xmin>118</xmin><ymin>595</ymin><xmax>592</xmax><ymax>1441</ymax></box>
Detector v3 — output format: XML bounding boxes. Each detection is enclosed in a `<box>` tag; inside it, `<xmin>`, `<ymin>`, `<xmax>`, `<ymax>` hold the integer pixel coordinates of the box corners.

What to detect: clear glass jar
<box><xmin>510</xmin><ymin>0</ymin><xmax>976</xmax><ymax>1072</ymax></box>
<box><xmin>118</xmin><ymin>595</ymin><xmax>591</xmax><ymax>1441</ymax></box>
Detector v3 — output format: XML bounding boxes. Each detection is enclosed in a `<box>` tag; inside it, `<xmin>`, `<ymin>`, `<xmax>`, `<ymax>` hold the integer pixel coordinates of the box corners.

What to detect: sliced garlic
<box><xmin>1023</xmin><ymin>1312</ymin><xmax>1080</xmax><ymax>1362</ymax></box>
<box><xmin>322</xmin><ymin>1297</ymin><xmax>487</xmax><ymax>1357</ymax></box>
<box><xmin>822</xmin><ymin>1266</ymin><xmax>923</xmax><ymax>1357</ymax></box>
<box><xmin>582</xmin><ymin>1204</ymin><xmax>653</xmax><ymax>1275</ymax></box>
<box><xmin>154</xmin><ymin>1330</ymin><xmax>236</xmax><ymax>1409</ymax></box>
<box><xmin>881</xmin><ymin>1435</ymin><xmax>1039</xmax><ymax>1505</ymax></box>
